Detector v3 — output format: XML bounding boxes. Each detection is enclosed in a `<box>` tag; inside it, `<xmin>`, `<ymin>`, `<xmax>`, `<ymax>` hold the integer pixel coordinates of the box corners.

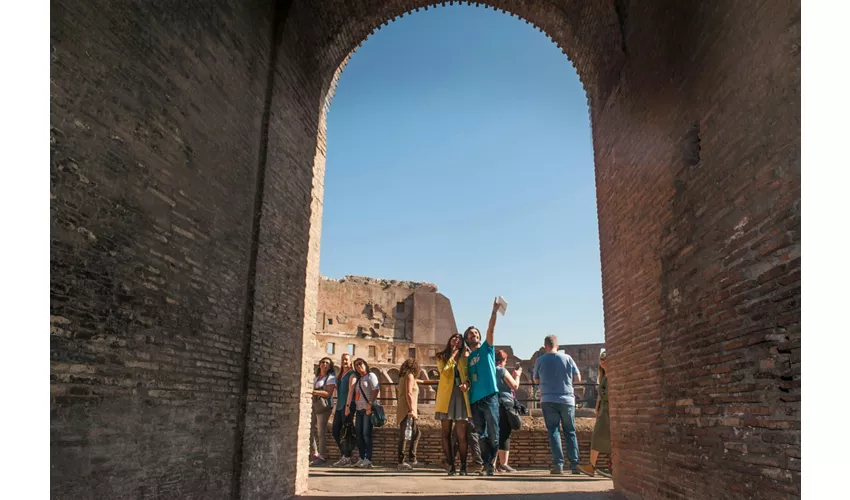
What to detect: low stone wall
<box><xmin>321</xmin><ymin>424</ymin><xmax>610</xmax><ymax>470</ymax></box>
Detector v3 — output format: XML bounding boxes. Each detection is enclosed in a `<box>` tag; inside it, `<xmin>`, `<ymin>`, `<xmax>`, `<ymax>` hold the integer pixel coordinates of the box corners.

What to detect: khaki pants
<box><xmin>310</xmin><ymin>409</ymin><xmax>332</xmax><ymax>457</ymax></box>
<box><xmin>397</xmin><ymin>416</ymin><xmax>422</xmax><ymax>464</ymax></box>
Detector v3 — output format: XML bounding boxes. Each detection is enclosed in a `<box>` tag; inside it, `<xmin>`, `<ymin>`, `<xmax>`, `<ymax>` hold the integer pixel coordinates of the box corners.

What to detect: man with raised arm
<box><xmin>463</xmin><ymin>298</ymin><xmax>501</xmax><ymax>476</ymax></box>
<box><xmin>533</xmin><ymin>334</ymin><xmax>582</xmax><ymax>474</ymax></box>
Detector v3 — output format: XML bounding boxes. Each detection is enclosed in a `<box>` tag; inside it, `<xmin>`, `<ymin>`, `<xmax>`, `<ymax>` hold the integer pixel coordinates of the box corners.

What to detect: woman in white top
<box><xmin>345</xmin><ymin>358</ymin><xmax>380</xmax><ymax>468</ymax></box>
<box><xmin>310</xmin><ymin>357</ymin><xmax>337</xmax><ymax>466</ymax></box>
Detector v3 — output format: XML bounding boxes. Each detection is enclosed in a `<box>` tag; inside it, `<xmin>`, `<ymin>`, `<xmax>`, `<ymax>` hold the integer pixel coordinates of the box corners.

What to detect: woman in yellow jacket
<box><xmin>435</xmin><ymin>333</ymin><xmax>472</xmax><ymax>476</ymax></box>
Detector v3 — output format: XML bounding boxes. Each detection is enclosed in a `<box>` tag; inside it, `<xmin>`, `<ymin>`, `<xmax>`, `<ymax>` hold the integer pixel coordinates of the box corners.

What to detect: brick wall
<box><xmin>322</xmin><ymin>426</ymin><xmax>610</xmax><ymax>471</ymax></box>
<box><xmin>51</xmin><ymin>1</ymin><xmax>799</xmax><ymax>499</ymax></box>
<box><xmin>50</xmin><ymin>1</ymin><xmax>276</xmax><ymax>499</ymax></box>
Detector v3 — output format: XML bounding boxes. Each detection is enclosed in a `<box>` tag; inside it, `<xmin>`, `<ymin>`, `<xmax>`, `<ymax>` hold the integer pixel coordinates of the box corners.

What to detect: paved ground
<box><xmin>303</xmin><ymin>466</ymin><xmax>619</xmax><ymax>499</ymax></box>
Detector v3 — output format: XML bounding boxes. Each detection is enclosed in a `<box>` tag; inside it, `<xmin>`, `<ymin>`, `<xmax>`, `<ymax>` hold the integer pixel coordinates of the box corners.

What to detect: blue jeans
<box><xmin>541</xmin><ymin>402</ymin><xmax>579</xmax><ymax>470</ymax></box>
<box><xmin>471</xmin><ymin>393</ymin><xmax>500</xmax><ymax>468</ymax></box>
<box><xmin>355</xmin><ymin>409</ymin><xmax>373</xmax><ymax>460</ymax></box>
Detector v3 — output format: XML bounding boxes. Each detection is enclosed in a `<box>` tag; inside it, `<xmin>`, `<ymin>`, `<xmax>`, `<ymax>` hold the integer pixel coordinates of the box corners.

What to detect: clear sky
<box><xmin>319</xmin><ymin>5</ymin><xmax>603</xmax><ymax>359</ymax></box>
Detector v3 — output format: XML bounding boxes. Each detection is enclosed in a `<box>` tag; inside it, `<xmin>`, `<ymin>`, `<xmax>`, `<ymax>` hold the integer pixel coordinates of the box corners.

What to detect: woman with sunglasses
<box><xmin>579</xmin><ymin>350</ymin><xmax>612</xmax><ymax>478</ymax></box>
<box><xmin>435</xmin><ymin>333</ymin><xmax>472</xmax><ymax>476</ymax></box>
<box><xmin>310</xmin><ymin>357</ymin><xmax>337</xmax><ymax>466</ymax></box>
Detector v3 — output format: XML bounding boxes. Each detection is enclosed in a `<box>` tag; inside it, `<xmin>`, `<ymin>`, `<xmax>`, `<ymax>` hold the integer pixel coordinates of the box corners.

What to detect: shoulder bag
<box><xmin>312</xmin><ymin>375</ymin><xmax>332</xmax><ymax>414</ymax></box>
<box><xmin>358</xmin><ymin>376</ymin><xmax>386</xmax><ymax>428</ymax></box>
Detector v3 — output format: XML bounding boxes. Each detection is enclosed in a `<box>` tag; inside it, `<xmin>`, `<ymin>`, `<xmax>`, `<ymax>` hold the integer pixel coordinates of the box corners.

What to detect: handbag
<box><xmin>500</xmin><ymin>395</ymin><xmax>522</xmax><ymax>431</ymax></box>
<box><xmin>340</xmin><ymin>419</ymin><xmax>356</xmax><ymax>456</ymax></box>
<box><xmin>312</xmin><ymin>375</ymin><xmax>332</xmax><ymax>414</ymax></box>
<box><xmin>358</xmin><ymin>378</ymin><xmax>387</xmax><ymax>428</ymax></box>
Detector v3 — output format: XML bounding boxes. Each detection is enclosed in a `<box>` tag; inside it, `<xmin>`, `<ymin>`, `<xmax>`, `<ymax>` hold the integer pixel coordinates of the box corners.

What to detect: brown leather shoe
<box><xmin>578</xmin><ymin>464</ymin><xmax>596</xmax><ymax>477</ymax></box>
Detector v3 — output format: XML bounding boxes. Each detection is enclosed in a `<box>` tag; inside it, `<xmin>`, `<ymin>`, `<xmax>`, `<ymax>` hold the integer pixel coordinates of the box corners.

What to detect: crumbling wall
<box><xmin>317</xmin><ymin>276</ymin><xmax>431</xmax><ymax>340</ymax></box>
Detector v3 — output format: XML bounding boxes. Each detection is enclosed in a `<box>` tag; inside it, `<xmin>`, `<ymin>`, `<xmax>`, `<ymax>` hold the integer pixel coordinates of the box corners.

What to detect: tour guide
<box><xmin>463</xmin><ymin>298</ymin><xmax>502</xmax><ymax>476</ymax></box>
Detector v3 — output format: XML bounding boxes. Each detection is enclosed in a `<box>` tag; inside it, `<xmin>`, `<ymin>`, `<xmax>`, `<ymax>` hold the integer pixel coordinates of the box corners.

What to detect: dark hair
<box><xmin>399</xmin><ymin>358</ymin><xmax>420</xmax><ymax>379</ymax></box>
<box><xmin>463</xmin><ymin>326</ymin><xmax>479</xmax><ymax>344</ymax></box>
<box><xmin>315</xmin><ymin>357</ymin><xmax>336</xmax><ymax>377</ymax></box>
<box><xmin>436</xmin><ymin>333</ymin><xmax>464</xmax><ymax>362</ymax></box>
<box><xmin>352</xmin><ymin>357</ymin><xmax>371</xmax><ymax>378</ymax></box>
<box><xmin>544</xmin><ymin>335</ymin><xmax>558</xmax><ymax>348</ymax></box>
<box><xmin>495</xmin><ymin>349</ymin><xmax>508</xmax><ymax>364</ymax></box>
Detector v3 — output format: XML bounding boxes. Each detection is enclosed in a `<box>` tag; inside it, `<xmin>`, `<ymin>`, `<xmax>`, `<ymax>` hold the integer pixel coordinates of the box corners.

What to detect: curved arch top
<box><xmin>305</xmin><ymin>0</ymin><xmax>627</xmax><ymax>118</ymax></box>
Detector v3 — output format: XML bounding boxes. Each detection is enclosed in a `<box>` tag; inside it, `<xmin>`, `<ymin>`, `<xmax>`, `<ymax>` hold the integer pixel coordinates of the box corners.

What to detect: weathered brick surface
<box><xmin>50</xmin><ymin>1</ymin><xmax>275</xmax><ymax>498</ymax></box>
<box><xmin>51</xmin><ymin>1</ymin><xmax>800</xmax><ymax>500</ymax></box>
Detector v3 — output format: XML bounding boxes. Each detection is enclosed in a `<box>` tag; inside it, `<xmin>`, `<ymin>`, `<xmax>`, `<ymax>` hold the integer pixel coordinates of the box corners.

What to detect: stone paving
<box><xmin>303</xmin><ymin>466</ymin><xmax>619</xmax><ymax>499</ymax></box>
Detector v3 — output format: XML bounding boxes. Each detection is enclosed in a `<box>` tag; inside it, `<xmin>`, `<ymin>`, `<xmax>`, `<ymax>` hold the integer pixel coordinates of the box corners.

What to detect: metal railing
<box><xmin>371</xmin><ymin>380</ymin><xmax>599</xmax><ymax>409</ymax></box>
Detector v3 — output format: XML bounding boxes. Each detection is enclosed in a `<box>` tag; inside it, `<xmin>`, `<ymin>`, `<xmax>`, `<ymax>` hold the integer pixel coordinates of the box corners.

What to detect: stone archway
<box><xmin>49</xmin><ymin>1</ymin><xmax>800</xmax><ymax>499</ymax></box>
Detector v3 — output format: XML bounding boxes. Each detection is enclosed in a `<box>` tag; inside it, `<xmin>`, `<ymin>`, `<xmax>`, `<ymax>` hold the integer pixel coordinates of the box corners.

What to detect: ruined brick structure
<box><xmin>310</xmin><ymin>275</ymin><xmax>458</xmax><ymax>402</ymax></box>
<box><xmin>314</xmin><ymin>275</ymin><xmax>456</xmax><ymax>355</ymax></box>
<box><xmin>50</xmin><ymin>1</ymin><xmax>800</xmax><ymax>499</ymax></box>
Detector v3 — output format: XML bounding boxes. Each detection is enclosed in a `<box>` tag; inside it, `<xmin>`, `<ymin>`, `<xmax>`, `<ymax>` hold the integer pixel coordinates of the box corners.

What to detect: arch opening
<box><xmin>47</xmin><ymin>0</ymin><xmax>800</xmax><ymax>499</ymax></box>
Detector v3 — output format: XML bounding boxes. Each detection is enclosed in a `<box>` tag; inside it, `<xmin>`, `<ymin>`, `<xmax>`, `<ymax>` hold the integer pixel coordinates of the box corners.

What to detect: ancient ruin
<box><xmin>309</xmin><ymin>275</ymin><xmax>603</xmax><ymax>407</ymax></box>
<box><xmin>50</xmin><ymin>1</ymin><xmax>800</xmax><ymax>499</ymax></box>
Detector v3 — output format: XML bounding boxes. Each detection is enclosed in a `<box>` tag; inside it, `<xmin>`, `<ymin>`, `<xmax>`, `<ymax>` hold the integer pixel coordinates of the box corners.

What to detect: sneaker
<box><xmin>398</xmin><ymin>462</ymin><xmax>413</xmax><ymax>471</ymax></box>
<box><xmin>310</xmin><ymin>455</ymin><xmax>327</xmax><ymax>466</ymax></box>
<box><xmin>357</xmin><ymin>459</ymin><xmax>372</xmax><ymax>468</ymax></box>
<box><xmin>499</xmin><ymin>464</ymin><xmax>516</xmax><ymax>473</ymax></box>
<box><xmin>349</xmin><ymin>459</ymin><xmax>364</xmax><ymax>468</ymax></box>
<box><xmin>578</xmin><ymin>465</ymin><xmax>596</xmax><ymax>477</ymax></box>
<box><xmin>333</xmin><ymin>457</ymin><xmax>352</xmax><ymax>467</ymax></box>
<box><xmin>550</xmin><ymin>466</ymin><xmax>563</xmax><ymax>475</ymax></box>
<box><xmin>486</xmin><ymin>465</ymin><xmax>495</xmax><ymax>476</ymax></box>
<box><xmin>570</xmin><ymin>467</ymin><xmax>581</xmax><ymax>475</ymax></box>
<box><xmin>459</xmin><ymin>465</ymin><xmax>468</xmax><ymax>476</ymax></box>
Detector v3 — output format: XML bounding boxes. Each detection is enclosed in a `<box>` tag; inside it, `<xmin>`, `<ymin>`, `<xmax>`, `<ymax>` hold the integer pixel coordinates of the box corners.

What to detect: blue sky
<box><xmin>319</xmin><ymin>5</ymin><xmax>603</xmax><ymax>359</ymax></box>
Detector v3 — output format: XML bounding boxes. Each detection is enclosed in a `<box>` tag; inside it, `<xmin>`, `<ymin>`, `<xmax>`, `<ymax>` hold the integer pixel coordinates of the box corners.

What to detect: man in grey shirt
<box><xmin>533</xmin><ymin>335</ymin><xmax>582</xmax><ymax>474</ymax></box>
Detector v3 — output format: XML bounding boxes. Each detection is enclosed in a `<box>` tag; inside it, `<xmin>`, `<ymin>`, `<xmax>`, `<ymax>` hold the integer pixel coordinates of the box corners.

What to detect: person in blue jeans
<box><xmin>533</xmin><ymin>334</ymin><xmax>582</xmax><ymax>474</ymax></box>
<box><xmin>345</xmin><ymin>358</ymin><xmax>380</xmax><ymax>468</ymax></box>
<box><xmin>464</xmin><ymin>298</ymin><xmax>502</xmax><ymax>476</ymax></box>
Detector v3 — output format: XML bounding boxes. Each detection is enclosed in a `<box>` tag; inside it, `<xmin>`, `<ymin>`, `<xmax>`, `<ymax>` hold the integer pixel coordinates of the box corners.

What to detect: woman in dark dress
<box><xmin>580</xmin><ymin>350</ymin><xmax>611</xmax><ymax>478</ymax></box>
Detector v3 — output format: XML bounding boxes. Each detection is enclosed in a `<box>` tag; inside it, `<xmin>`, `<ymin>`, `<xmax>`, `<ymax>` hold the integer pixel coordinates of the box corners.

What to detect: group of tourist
<box><xmin>307</xmin><ymin>297</ymin><xmax>611</xmax><ymax>478</ymax></box>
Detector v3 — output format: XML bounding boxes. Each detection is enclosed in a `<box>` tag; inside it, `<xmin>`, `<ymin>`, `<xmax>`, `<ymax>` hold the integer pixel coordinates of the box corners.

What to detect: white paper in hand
<box><xmin>496</xmin><ymin>296</ymin><xmax>508</xmax><ymax>316</ymax></box>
